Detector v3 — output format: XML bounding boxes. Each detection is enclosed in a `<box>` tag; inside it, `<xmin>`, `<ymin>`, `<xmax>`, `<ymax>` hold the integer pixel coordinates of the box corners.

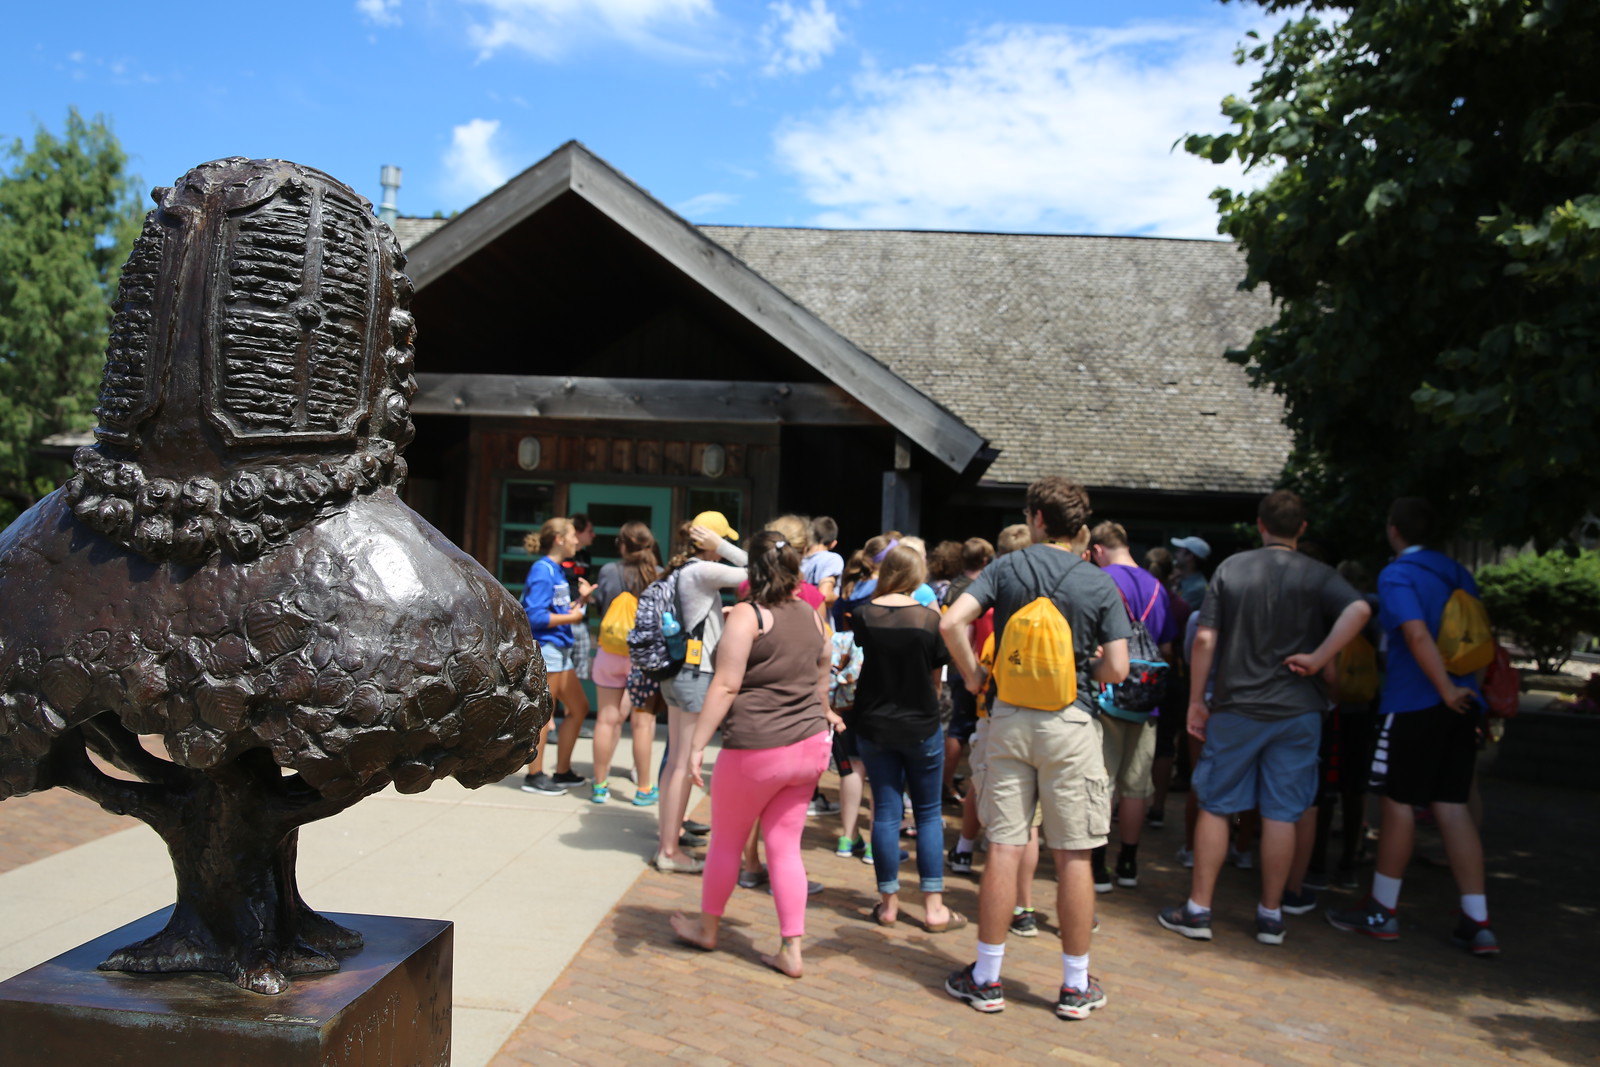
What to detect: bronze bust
<box><xmin>0</xmin><ymin>159</ymin><xmax>548</xmax><ymax>994</ymax></box>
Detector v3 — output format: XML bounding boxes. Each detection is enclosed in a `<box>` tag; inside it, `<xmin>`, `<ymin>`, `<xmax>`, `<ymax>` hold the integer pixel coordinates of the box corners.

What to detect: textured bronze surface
<box><xmin>0</xmin><ymin>159</ymin><xmax>549</xmax><ymax>993</ymax></box>
<box><xmin>0</xmin><ymin>909</ymin><xmax>452</xmax><ymax>1065</ymax></box>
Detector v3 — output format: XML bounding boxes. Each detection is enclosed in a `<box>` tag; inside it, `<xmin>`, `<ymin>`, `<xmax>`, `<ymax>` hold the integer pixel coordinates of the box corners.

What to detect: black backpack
<box><xmin>1097</xmin><ymin>584</ymin><xmax>1169</xmax><ymax>722</ymax></box>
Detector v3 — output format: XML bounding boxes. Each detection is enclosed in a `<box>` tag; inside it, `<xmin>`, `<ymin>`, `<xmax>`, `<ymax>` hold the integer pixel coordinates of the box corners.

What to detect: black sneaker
<box><xmin>1256</xmin><ymin>913</ymin><xmax>1286</xmax><ymax>945</ymax></box>
<box><xmin>520</xmin><ymin>772</ymin><xmax>565</xmax><ymax>796</ymax></box>
<box><xmin>1092</xmin><ymin>866</ymin><xmax>1113</xmax><ymax>894</ymax></box>
<box><xmin>1301</xmin><ymin>867</ymin><xmax>1329</xmax><ymax>892</ymax></box>
<box><xmin>947</xmin><ymin>847</ymin><xmax>974</xmax><ymax>875</ymax></box>
<box><xmin>1157</xmin><ymin>902</ymin><xmax>1213</xmax><ymax>940</ymax></box>
<box><xmin>1055</xmin><ymin>977</ymin><xmax>1107</xmax><ymax>1020</ymax></box>
<box><xmin>1281</xmin><ymin>887</ymin><xmax>1318</xmax><ymax>915</ymax></box>
<box><xmin>1326</xmin><ymin>898</ymin><xmax>1399</xmax><ymax>941</ymax></box>
<box><xmin>1008</xmin><ymin>909</ymin><xmax>1038</xmax><ymax>937</ymax></box>
<box><xmin>1450</xmin><ymin>913</ymin><xmax>1500</xmax><ymax>957</ymax></box>
<box><xmin>683</xmin><ymin>820</ymin><xmax>711</xmax><ymax>836</ymax></box>
<box><xmin>1146</xmin><ymin>809</ymin><xmax>1165</xmax><ymax>830</ymax></box>
<box><xmin>944</xmin><ymin>963</ymin><xmax>1005</xmax><ymax>1013</ymax></box>
<box><xmin>1335</xmin><ymin>864</ymin><xmax>1362</xmax><ymax>890</ymax></box>
<box><xmin>1114</xmin><ymin>857</ymin><xmax>1138</xmax><ymax>888</ymax></box>
<box><xmin>551</xmin><ymin>770</ymin><xmax>588</xmax><ymax>789</ymax></box>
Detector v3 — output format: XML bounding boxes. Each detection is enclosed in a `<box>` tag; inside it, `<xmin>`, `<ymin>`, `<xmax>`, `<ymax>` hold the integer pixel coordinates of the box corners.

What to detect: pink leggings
<box><xmin>702</xmin><ymin>730</ymin><xmax>830</xmax><ymax>938</ymax></box>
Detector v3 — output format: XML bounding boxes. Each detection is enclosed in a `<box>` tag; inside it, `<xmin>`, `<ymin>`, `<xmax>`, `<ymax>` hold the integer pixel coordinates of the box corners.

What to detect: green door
<box><xmin>568</xmin><ymin>483</ymin><xmax>675</xmax><ymax>570</ymax></box>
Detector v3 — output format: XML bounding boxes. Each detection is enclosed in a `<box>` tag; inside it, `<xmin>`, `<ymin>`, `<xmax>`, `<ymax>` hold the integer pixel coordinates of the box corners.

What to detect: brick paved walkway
<box><xmin>493</xmin><ymin>773</ymin><xmax>1599</xmax><ymax>1067</ymax></box>
<box><xmin>0</xmin><ymin>790</ymin><xmax>132</xmax><ymax>876</ymax></box>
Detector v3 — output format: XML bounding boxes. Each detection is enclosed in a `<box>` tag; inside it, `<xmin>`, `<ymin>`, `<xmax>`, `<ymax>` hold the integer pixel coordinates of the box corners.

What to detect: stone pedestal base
<box><xmin>0</xmin><ymin>908</ymin><xmax>451</xmax><ymax>1066</ymax></box>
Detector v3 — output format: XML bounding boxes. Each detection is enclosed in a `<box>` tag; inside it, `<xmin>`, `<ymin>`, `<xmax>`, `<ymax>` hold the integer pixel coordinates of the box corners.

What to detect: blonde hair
<box><xmin>996</xmin><ymin>523</ymin><xmax>1031</xmax><ymax>556</ymax></box>
<box><xmin>765</xmin><ymin>514</ymin><xmax>811</xmax><ymax>554</ymax></box>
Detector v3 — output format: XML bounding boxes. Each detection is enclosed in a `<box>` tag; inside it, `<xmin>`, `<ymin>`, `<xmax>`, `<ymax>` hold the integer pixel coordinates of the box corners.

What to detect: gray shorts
<box><xmin>660</xmin><ymin>666</ymin><xmax>712</xmax><ymax>712</ymax></box>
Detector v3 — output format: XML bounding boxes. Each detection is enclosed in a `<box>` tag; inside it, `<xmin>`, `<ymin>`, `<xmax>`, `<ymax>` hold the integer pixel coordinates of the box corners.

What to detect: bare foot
<box><xmin>759</xmin><ymin>937</ymin><xmax>803</xmax><ymax>978</ymax></box>
<box><xmin>923</xmin><ymin>905</ymin><xmax>951</xmax><ymax>929</ymax></box>
<box><xmin>669</xmin><ymin>911</ymin><xmax>717</xmax><ymax>951</ymax></box>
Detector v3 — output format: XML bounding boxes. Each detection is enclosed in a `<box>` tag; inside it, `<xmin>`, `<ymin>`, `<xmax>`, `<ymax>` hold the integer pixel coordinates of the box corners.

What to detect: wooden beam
<box><xmin>412</xmin><ymin>373</ymin><xmax>883</xmax><ymax>426</ymax></box>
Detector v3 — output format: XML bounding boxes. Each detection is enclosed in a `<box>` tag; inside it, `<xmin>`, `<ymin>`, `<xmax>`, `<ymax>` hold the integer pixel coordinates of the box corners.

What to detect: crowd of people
<box><xmin>514</xmin><ymin>479</ymin><xmax>1501</xmax><ymax>1020</ymax></box>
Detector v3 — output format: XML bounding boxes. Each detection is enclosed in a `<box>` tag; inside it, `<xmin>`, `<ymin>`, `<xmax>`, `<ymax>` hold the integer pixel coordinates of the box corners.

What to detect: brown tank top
<box><xmin>720</xmin><ymin>600</ymin><xmax>829</xmax><ymax>750</ymax></box>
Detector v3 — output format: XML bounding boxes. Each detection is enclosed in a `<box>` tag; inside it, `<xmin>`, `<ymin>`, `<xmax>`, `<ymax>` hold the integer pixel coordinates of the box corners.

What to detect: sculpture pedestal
<box><xmin>0</xmin><ymin>908</ymin><xmax>452</xmax><ymax>1066</ymax></box>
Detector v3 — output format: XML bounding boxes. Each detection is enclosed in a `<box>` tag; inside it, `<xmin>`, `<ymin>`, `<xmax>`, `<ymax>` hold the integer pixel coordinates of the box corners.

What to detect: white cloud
<box><xmin>760</xmin><ymin>0</ymin><xmax>842</xmax><ymax>76</ymax></box>
<box><xmin>773</xmin><ymin>19</ymin><xmax>1271</xmax><ymax>238</ymax></box>
<box><xmin>674</xmin><ymin>191</ymin><xmax>738</xmax><ymax>218</ymax></box>
<box><xmin>356</xmin><ymin>0</ymin><xmax>403</xmax><ymax>26</ymax></box>
<box><xmin>443</xmin><ymin>118</ymin><xmax>513</xmax><ymax>200</ymax></box>
<box><xmin>461</xmin><ymin>0</ymin><xmax>715</xmax><ymax>61</ymax></box>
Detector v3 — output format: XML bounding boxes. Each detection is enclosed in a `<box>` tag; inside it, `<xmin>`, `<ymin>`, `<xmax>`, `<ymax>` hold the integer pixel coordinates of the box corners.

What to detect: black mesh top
<box><xmin>852</xmin><ymin>601</ymin><xmax>950</xmax><ymax>746</ymax></box>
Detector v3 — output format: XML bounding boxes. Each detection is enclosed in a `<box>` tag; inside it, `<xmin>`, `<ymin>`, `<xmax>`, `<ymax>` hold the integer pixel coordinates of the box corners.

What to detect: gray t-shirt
<box><xmin>1198</xmin><ymin>546</ymin><xmax>1362</xmax><ymax>720</ymax></box>
<box><xmin>964</xmin><ymin>543</ymin><xmax>1131</xmax><ymax>715</ymax></box>
<box><xmin>676</xmin><ymin>539</ymin><xmax>748</xmax><ymax>670</ymax></box>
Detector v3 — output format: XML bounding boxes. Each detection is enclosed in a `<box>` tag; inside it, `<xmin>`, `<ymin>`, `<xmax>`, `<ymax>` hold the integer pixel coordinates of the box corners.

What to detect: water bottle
<box><xmin>662</xmin><ymin>609</ymin><xmax>686</xmax><ymax>661</ymax></box>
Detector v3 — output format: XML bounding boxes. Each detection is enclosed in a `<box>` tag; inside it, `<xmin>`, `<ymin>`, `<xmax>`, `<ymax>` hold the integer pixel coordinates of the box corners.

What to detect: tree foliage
<box><xmin>0</xmin><ymin>109</ymin><xmax>142</xmax><ymax>525</ymax></box>
<box><xmin>1477</xmin><ymin>548</ymin><xmax>1600</xmax><ymax>674</ymax></box>
<box><xmin>1188</xmin><ymin>0</ymin><xmax>1600</xmax><ymax>550</ymax></box>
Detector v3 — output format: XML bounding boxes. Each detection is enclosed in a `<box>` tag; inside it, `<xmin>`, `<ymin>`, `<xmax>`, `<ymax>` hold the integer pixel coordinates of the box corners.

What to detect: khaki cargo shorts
<box><xmin>979</xmin><ymin>699</ymin><xmax>1110</xmax><ymax>852</ymax></box>
<box><xmin>1099</xmin><ymin>716</ymin><xmax>1156</xmax><ymax>800</ymax></box>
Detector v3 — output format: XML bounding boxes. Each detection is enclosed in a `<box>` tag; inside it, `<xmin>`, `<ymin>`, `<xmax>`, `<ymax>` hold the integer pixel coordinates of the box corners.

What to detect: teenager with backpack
<box><xmin>1087</xmin><ymin>521</ymin><xmax>1176</xmax><ymax>893</ymax></box>
<box><xmin>1328</xmin><ymin>497</ymin><xmax>1500</xmax><ymax>955</ymax></box>
<box><xmin>669</xmin><ymin>531</ymin><xmax>836</xmax><ymax>977</ymax></box>
<box><xmin>520</xmin><ymin>517</ymin><xmax>595</xmax><ymax>796</ymax></box>
<box><xmin>939</xmin><ymin>477</ymin><xmax>1131</xmax><ymax>1021</ymax></box>
<box><xmin>589</xmin><ymin>522</ymin><xmax>661</xmax><ymax>805</ymax></box>
<box><xmin>647</xmin><ymin>513</ymin><xmax>747</xmax><ymax>874</ymax></box>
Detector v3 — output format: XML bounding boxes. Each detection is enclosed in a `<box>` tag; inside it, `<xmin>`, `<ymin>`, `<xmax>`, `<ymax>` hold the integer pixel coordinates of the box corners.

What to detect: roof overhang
<box><xmin>403</xmin><ymin>142</ymin><xmax>987</xmax><ymax>473</ymax></box>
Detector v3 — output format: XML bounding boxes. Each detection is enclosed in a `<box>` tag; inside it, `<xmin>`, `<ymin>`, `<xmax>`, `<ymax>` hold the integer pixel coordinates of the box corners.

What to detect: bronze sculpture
<box><xmin>0</xmin><ymin>159</ymin><xmax>548</xmax><ymax>994</ymax></box>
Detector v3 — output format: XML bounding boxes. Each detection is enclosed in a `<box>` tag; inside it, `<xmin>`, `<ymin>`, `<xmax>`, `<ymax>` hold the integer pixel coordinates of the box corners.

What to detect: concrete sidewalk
<box><xmin>0</xmin><ymin>730</ymin><xmax>699</xmax><ymax>1067</ymax></box>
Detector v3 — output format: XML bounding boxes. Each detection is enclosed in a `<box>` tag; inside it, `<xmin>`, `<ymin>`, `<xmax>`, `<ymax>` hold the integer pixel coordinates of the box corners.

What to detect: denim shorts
<box><xmin>660</xmin><ymin>666</ymin><xmax>712</xmax><ymax>712</ymax></box>
<box><xmin>538</xmin><ymin>641</ymin><xmax>576</xmax><ymax>674</ymax></box>
<box><xmin>1192</xmin><ymin>710</ymin><xmax>1320</xmax><ymax>823</ymax></box>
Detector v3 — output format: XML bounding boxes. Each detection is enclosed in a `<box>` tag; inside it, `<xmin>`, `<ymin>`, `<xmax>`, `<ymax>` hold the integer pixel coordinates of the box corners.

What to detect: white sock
<box><xmin>1460</xmin><ymin>894</ymin><xmax>1488</xmax><ymax>923</ymax></box>
<box><xmin>1257</xmin><ymin>903</ymin><xmax>1282</xmax><ymax>922</ymax></box>
<box><xmin>957</xmin><ymin>836</ymin><xmax>976</xmax><ymax>853</ymax></box>
<box><xmin>1371</xmin><ymin>873</ymin><xmax>1402</xmax><ymax>911</ymax></box>
<box><xmin>1187</xmin><ymin>898</ymin><xmax>1212</xmax><ymax>917</ymax></box>
<box><xmin>973</xmin><ymin>940</ymin><xmax>1005</xmax><ymax>986</ymax></box>
<box><xmin>1062</xmin><ymin>952</ymin><xmax>1089</xmax><ymax>991</ymax></box>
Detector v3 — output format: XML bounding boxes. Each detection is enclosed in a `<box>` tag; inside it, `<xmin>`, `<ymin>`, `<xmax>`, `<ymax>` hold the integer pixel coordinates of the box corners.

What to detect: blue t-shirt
<box><xmin>836</xmin><ymin>577</ymin><xmax>937</xmax><ymax>627</ymax></box>
<box><xmin>801</xmin><ymin>550</ymin><xmax>844</xmax><ymax>588</ymax></box>
<box><xmin>1377</xmin><ymin>547</ymin><xmax>1483</xmax><ymax>714</ymax></box>
<box><xmin>522</xmin><ymin>556</ymin><xmax>574</xmax><ymax>648</ymax></box>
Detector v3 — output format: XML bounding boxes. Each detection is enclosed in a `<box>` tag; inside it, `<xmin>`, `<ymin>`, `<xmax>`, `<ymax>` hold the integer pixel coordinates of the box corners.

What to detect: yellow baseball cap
<box><xmin>692</xmin><ymin>511</ymin><xmax>739</xmax><ymax>540</ymax></box>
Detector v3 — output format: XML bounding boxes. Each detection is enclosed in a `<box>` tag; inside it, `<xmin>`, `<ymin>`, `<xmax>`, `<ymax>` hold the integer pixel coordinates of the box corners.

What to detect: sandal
<box><xmin>923</xmin><ymin>910</ymin><xmax>968</xmax><ymax>934</ymax></box>
<box><xmin>653</xmin><ymin>851</ymin><xmax>704</xmax><ymax>874</ymax></box>
<box><xmin>862</xmin><ymin>902</ymin><xmax>897</xmax><ymax>926</ymax></box>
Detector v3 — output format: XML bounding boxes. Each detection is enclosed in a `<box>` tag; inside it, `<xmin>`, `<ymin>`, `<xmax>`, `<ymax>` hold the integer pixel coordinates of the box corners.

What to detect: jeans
<box><xmin>856</xmin><ymin>731</ymin><xmax>946</xmax><ymax>894</ymax></box>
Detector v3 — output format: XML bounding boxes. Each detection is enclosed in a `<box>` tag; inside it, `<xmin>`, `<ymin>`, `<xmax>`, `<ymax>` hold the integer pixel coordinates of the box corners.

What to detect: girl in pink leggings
<box><xmin>670</xmin><ymin>530</ymin><xmax>836</xmax><ymax>977</ymax></box>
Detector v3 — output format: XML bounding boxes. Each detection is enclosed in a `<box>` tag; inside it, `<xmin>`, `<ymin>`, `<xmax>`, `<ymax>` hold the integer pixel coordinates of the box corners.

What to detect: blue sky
<box><xmin>4</xmin><ymin>1</ymin><xmax>1281</xmax><ymax>238</ymax></box>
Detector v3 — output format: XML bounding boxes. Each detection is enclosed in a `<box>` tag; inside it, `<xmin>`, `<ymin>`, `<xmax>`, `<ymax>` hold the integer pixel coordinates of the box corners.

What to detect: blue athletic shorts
<box><xmin>1191</xmin><ymin>710</ymin><xmax>1320</xmax><ymax>823</ymax></box>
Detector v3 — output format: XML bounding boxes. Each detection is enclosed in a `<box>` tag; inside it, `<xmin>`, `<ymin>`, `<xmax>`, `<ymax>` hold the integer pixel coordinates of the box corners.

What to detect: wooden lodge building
<box><xmin>391</xmin><ymin>141</ymin><xmax>1289</xmax><ymax>588</ymax></box>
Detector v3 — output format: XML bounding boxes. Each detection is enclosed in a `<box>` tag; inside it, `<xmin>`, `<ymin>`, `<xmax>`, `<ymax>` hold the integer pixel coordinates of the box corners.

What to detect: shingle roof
<box><xmin>392</xmin><ymin>216</ymin><xmax>447</xmax><ymax>249</ymax></box>
<box><xmin>393</xmin><ymin>210</ymin><xmax>1289</xmax><ymax>493</ymax></box>
<box><xmin>700</xmin><ymin>226</ymin><xmax>1286</xmax><ymax>493</ymax></box>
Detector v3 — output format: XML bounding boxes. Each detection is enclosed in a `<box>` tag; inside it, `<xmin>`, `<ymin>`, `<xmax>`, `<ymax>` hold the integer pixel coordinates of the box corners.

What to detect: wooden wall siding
<box><xmin>465</xmin><ymin>421</ymin><xmax>771</xmax><ymax>564</ymax></box>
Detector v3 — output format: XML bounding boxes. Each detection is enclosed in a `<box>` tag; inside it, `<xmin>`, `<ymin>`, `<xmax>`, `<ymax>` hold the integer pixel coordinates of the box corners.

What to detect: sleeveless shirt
<box><xmin>720</xmin><ymin>600</ymin><xmax>829</xmax><ymax>751</ymax></box>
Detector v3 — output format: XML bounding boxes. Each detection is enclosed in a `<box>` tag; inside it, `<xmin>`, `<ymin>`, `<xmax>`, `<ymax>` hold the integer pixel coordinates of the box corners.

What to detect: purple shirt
<box><xmin>1104</xmin><ymin>564</ymin><xmax>1175</xmax><ymax>645</ymax></box>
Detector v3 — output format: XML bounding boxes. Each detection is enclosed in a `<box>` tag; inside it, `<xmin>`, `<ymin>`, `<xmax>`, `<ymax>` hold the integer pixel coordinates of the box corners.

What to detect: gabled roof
<box><xmin>700</xmin><ymin>227</ymin><xmax>1287</xmax><ymax>493</ymax></box>
<box><xmin>400</xmin><ymin>142</ymin><xmax>986</xmax><ymax>473</ymax></box>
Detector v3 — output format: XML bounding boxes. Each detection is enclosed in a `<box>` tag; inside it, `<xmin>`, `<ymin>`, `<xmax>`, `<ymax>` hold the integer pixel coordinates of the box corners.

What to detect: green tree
<box><xmin>0</xmin><ymin>108</ymin><xmax>142</xmax><ymax>526</ymax></box>
<box><xmin>1187</xmin><ymin>0</ymin><xmax>1600</xmax><ymax>550</ymax></box>
<box><xmin>1478</xmin><ymin>549</ymin><xmax>1600</xmax><ymax>674</ymax></box>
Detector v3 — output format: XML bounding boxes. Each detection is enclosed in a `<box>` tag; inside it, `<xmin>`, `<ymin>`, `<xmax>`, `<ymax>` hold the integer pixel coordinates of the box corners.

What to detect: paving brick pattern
<box><xmin>494</xmin><ymin>774</ymin><xmax>1599</xmax><ymax>1067</ymax></box>
<box><xmin>0</xmin><ymin>789</ymin><xmax>134</xmax><ymax>876</ymax></box>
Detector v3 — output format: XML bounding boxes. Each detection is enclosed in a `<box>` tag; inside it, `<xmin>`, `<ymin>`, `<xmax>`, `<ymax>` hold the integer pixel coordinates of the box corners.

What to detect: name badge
<box><xmin>685</xmin><ymin>638</ymin><xmax>703</xmax><ymax>666</ymax></box>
